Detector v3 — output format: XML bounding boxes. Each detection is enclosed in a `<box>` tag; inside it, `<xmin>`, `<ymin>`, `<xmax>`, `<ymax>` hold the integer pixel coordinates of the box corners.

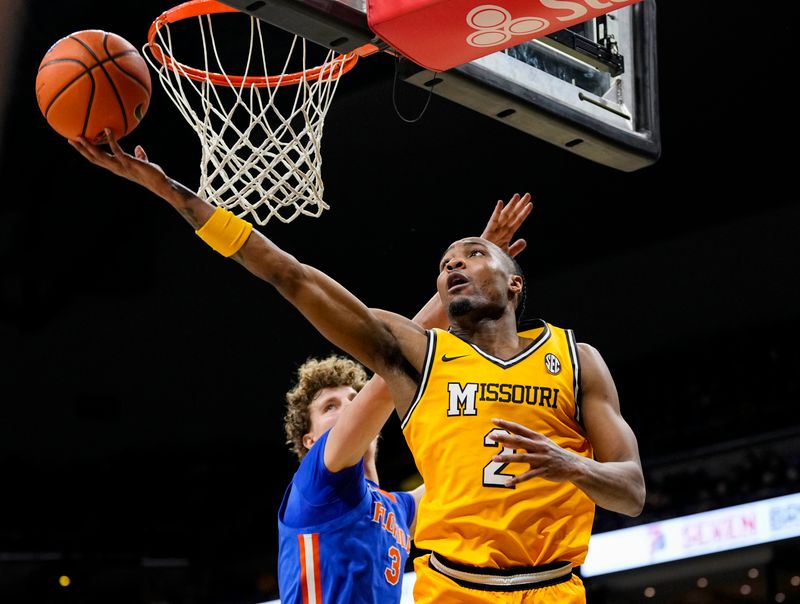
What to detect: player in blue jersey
<box><xmin>277</xmin><ymin>355</ymin><xmax>422</xmax><ymax>603</ymax></box>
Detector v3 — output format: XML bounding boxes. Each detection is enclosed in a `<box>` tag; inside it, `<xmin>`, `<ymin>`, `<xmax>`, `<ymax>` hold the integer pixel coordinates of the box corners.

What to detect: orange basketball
<box><xmin>35</xmin><ymin>30</ymin><xmax>152</xmax><ymax>144</ymax></box>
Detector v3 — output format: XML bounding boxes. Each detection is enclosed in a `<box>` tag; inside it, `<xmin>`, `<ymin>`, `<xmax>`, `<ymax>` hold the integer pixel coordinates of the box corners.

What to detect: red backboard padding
<box><xmin>367</xmin><ymin>0</ymin><xmax>642</xmax><ymax>72</ymax></box>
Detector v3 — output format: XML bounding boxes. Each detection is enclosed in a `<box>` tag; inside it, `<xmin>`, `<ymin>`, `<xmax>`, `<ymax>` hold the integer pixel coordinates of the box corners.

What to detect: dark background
<box><xmin>1</xmin><ymin>1</ymin><xmax>799</xmax><ymax>603</ymax></box>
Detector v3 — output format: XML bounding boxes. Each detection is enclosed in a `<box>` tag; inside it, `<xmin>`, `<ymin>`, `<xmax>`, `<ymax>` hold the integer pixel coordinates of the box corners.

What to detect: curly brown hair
<box><xmin>284</xmin><ymin>355</ymin><xmax>369</xmax><ymax>460</ymax></box>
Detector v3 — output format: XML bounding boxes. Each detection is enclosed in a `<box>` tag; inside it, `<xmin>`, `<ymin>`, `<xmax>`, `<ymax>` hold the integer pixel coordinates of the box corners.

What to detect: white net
<box><xmin>145</xmin><ymin>10</ymin><xmax>355</xmax><ymax>225</ymax></box>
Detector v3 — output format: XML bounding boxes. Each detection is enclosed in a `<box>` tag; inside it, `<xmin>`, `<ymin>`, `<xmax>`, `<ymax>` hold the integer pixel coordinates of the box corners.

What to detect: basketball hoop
<box><xmin>145</xmin><ymin>0</ymin><xmax>361</xmax><ymax>225</ymax></box>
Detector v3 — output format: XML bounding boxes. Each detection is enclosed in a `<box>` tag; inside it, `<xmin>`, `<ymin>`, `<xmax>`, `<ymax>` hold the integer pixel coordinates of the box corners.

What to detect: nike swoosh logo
<box><xmin>441</xmin><ymin>354</ymin><xmax>469</xmax><ymax>363</ymax></box>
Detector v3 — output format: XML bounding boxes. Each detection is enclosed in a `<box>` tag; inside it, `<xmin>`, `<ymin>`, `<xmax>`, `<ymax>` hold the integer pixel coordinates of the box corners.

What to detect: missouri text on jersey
<box><xmin>447</xmin><ymin>382</ymin><xmax>559</xmax><ymax>415</ymax></box>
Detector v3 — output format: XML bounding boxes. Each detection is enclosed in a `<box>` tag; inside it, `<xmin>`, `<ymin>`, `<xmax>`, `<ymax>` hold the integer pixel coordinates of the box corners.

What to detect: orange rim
<box><xmin>146</xmin><ymin>0</ymin><xmax>361</xmax><ymax>88</ymax></box>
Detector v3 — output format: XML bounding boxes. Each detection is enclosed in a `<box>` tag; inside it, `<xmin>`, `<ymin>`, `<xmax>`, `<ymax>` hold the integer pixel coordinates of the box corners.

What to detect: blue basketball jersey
<box><xmin>277</xmin><ymin>430</ymin><xmax>416</xmax><ymax>604</ymax></box>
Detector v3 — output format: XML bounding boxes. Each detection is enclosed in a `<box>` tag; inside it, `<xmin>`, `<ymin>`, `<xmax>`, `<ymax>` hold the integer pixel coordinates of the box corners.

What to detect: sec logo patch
<box><xmin>544</xmin><ymin>353</ymin><xmax>561</xmax><ymax>375</ymax></box>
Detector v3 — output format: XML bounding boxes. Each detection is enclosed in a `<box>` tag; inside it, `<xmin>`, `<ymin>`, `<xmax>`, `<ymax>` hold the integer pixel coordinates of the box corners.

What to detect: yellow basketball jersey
<box><xmin>401</xmin><ymin>320</ymin><xmax>595</xmax><ymax>569</ymax></box>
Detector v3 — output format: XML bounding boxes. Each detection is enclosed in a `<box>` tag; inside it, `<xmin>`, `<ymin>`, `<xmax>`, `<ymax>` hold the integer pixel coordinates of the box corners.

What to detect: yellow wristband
<box><xmin>195</xmin><ymin>207</ymin><xmax>253</xmax><ymax>257</ymax></box>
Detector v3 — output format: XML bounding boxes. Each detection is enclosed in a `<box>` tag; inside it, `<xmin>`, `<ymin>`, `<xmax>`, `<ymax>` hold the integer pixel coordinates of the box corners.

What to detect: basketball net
<box><xmin>145</xmin><ymin>1</ymin><xmax>359</xmax><ymax>225</ymax></box>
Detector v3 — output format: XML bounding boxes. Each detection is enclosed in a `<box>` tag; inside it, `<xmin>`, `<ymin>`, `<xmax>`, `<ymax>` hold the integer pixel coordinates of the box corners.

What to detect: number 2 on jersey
<box><xmin>483</xmin><ymin>428</ymin><xmax>515</xmax><ymax>488</ymax></box>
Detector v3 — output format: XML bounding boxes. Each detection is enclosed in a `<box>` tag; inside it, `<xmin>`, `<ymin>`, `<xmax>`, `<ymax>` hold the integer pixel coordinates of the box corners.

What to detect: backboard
<box><xmin>214</xmin><ymin>0</ymin><xmax>660</xmax><ymax>172</ymax></box>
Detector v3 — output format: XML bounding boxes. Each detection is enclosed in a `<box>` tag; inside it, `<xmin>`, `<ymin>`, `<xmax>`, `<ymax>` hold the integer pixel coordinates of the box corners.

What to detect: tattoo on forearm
<box><xmin>178</xmin><ymin>207</ymin><xmax>202</xmax><ymax>229</ymax></box>
<box><xmin>166</xmin><ymin>178</ymin><xmax>205</xmax><ymax>228</ymax></box>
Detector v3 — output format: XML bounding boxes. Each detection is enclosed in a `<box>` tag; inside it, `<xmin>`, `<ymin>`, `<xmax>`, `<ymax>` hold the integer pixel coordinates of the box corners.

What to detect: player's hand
<box><xmin>68</xmin><ymin>128</ymin><xmax>168</xmax><ymax>191</ymax></box>
<box><xmin>488</xmin><ymin>417</ymin><xmax>582</xmax><ymax>486</ymax></box>
<box><xmin>479</xmin><ymin>192</ymin><xmax>533</xmax><ymax>258</ymax></box>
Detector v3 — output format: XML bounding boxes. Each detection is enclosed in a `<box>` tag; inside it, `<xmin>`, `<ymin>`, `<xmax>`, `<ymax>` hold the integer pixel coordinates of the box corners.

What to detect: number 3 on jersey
<box><xmin>483</xmin><ymin>428</ymin><xmax>515</xmax><ymax>488</ymax></box>
<box><xmin>385</xmin><ymin>545</ymin><xmax>401</xmax><ymax>585</ymax></box>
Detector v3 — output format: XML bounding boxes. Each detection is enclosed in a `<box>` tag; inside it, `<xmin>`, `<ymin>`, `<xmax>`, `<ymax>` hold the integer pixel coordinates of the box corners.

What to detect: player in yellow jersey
<box><xmin>406</xmin><ymin>318</ymin><xmax>600</xmax><ymax>602</ymax></box>
<box><xmin>70</xmin><ymin>131</ymin><xmax>645</xmax><ymax>603</ymax></box>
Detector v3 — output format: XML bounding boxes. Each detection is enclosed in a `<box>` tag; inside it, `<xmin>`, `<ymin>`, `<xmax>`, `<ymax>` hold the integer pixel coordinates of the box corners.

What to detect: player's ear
<box><xmin>508</xmin><ymin>274</ymin><xmax>523</xmax><ymax>295</ymax></box>
<box><xmin>303</xmin><ymin>432</ymin><xmax>316</xmax><ymax>450</ymax></box>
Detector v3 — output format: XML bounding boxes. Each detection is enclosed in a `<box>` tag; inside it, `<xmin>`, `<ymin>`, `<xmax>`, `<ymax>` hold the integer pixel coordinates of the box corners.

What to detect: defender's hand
<box><xmin>480</xmin><ymin>192</ymin><xmax>533</xmax><ymax>258</ymax></box>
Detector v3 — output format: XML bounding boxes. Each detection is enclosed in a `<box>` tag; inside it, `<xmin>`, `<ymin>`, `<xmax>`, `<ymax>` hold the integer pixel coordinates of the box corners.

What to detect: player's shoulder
<box><xmin>575</xmin><ymin>341</ymin><xmax>613</xmax><ymax>381</ymax></box>
<box><xmin>575</xmin><ymin>340</ymin><xmax>605</xmax><ymax>358</ymax></box>
<box><xmin>371</xmin><ymin>307</ymin><xmax>424</xmax><ymax>328</ymax></box>
<box><xmin>520</xmin><ymin>318</ymin><xmax>604</xmax><ymax>365</ymax></box>
<box><xmin>517</xmin><ymin>317</ymin><xmax>570</xmax><ymax>338</ymax></box>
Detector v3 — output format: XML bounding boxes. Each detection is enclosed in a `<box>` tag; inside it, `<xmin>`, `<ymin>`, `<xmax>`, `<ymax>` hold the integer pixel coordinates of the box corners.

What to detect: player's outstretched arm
<box><xmin>324</xmin><ymin>192</ymin><xmax>535</xmax><ymax>472</ymax></box>
<box><xmin>488</xmin><ymin>343</ymin><xmax>645</xmax><ymax>517</ymax></box>
<box><xmin>68</xmin><ymin>132</ymin><xmax>424</xmax><ymax>380</ymax></box>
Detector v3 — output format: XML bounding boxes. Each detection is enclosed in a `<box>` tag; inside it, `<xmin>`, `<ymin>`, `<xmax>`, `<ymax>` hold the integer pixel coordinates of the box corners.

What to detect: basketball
<box><xmin>35</xmin><ymin>29</ymin><xmax>152</xmax><ymax>144</ymax></box>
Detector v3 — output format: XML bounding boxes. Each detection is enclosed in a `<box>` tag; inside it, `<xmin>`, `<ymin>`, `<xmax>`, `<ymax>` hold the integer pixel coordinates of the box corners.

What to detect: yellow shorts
<box><xmin>413</xmin><ymin>553</ymin><xmax>587</xmax><ymax>604</ymax></box>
